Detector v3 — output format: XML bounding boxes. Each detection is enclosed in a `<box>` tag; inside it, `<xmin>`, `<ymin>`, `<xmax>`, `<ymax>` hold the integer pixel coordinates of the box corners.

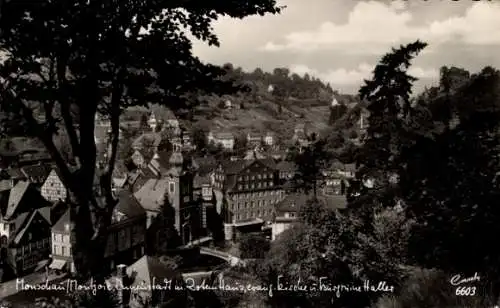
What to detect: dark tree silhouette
<box><xmin>287</xmin><ymin>136</ymin><xmax>331</xmax><ymax>196</ymax></box>
<box><xmin>0</xmin><ymin>0</ymin><xmax>282</xmax><ymax>281</ymax></box>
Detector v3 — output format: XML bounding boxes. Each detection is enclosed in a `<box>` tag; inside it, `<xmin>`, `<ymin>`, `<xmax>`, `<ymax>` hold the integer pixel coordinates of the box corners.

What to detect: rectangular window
<box><xmin>61</xmin><ymin>246</ymin><xmax>66</xmax><ymax>256</ymax></box>
<box><xmin>251</xmin><ymin>201</ymin><xmax>255</xmax><ymax>208</ymax></box>
<box><xmin>169</xmin><ymin>183</ymin><xmax>175</xmax><ymax>193</ymax></box>
<box><xmin>257</xmin><ymin>174</ymin><xmax>261</xmax><ymax>179</ymax></box>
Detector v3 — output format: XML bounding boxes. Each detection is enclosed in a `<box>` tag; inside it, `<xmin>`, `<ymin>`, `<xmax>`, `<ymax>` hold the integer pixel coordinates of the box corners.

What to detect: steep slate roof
<box><xmin>21</xmin><ymin>164</ymin><xmax>52</xmax><ymax>182</ymax></box>
<box><xmin>115</xmin><ymin>191</ymin><xmax>146</xmax><ymax>218</ymax></box>
<box><xmin>222</xmin><ymin>158</ymin><xmax>279</xmax><ymax>192</ymax></box>
<box><xmin>12</xmin><ymin>209</ymin><xmax>50</xmax><ymax>245</ymax></box>
<box><xmin>3</xmin><ymin>181</ymin><xmax>31</xmax><ymax>220</ymax></box>
<box><xmin>133</xmin><ymin>178</ymin><xmax>169</xmax><ymax>212</ymax></box>
<box><xmin>132</xmin><ymin>132</ymin><xmax>166</xmax><ymax>150</ymax></box>
<box><xmin>131</xmin><ymin>167</ymin><xmax>158</xmax><ymax>193</ymax></box>
<box><xmin>52</xmin><ymin>209</ymin><xmax>71</xmax><ymax>234</ymax></box>
<box><xmin>127</xmin><ymin>255</ymin><xmax>179</xmax><ymax>288</ymax></box>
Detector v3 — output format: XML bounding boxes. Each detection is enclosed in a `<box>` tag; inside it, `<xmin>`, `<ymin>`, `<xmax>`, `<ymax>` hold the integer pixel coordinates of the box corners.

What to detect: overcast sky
<box><xmin>192</xmin><ymin>0</ymin><xmax>500</xmax><ymax>94</ymax></box>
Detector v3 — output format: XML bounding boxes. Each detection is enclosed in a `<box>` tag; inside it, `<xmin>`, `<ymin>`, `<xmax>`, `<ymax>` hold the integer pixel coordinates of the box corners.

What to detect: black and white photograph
<box><xmin>0</xmin><ymin>0</ymin><xmax>498</xmax><ymax>307</ymax></box>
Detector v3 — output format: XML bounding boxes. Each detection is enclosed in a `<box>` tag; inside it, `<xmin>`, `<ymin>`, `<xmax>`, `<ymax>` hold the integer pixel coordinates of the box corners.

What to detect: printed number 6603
<box><xmin>455</xmin><ymin>286</ymin><xmax>476</xmax><ymax>296</ymax></box>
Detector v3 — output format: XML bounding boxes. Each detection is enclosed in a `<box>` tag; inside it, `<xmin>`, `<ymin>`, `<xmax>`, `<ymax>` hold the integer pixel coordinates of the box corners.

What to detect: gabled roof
<box><xmin>127</xmin><ymin>255</ymin><xmax>179</xmax><ymax>288</ymax></box>
<box><xmin>114</xmin><ymin>191</ymin><xmax>146</xmax><ymax>219</ymax></box>
<box><xmin>133</xmin><ymin>178</ymin><xmax>169</xmax><ymax>212</ymax></box>
<box><xmin>131</xmin><ymin>167</ymin><xmax>157</xmax><ymax>193</ymax></box>
<box><xmin>52</xmin><ymin>208</ymin><xmax>71</xmax><ymax>233</ymax></box>
<box><xmin>37</xmin><ymin>206</ymin><xmax>51</xmax><ymax>225</ymax></box>
<box><xmin>21</xmin><ymin>164</ymin><xmax>52</xmax><ymax>182</ymax></box>
<box><xmin>132</xmin><ymin>132</ymin><xmax>166</xmax><ymax>149</ymax></box>
<box><xmin>4</xmin><ymin>181</ymin><xmax>31</xmax><ymax>219</ymax></box>
<box><xmin>258</xmin><ymin>158</ymin><xmax>277</xmax><ymax>170</ymax></box>
<box><xmin>12</xmin><ymin>209</ymin><xmax>50</xmax><ymax>245</ymax></box>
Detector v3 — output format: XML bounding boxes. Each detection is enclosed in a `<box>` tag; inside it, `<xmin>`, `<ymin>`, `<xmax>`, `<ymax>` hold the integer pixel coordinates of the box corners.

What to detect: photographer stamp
<box><xmin>450</xmin><ymin>272</ymin><xmax>480</xmax><ymax>296</ymax></box>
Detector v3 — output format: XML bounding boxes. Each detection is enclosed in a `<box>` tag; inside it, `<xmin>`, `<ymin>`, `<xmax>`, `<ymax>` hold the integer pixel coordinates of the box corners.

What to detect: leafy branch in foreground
<box><xmin>0</xmin><ymin>0</ymin><xmax>282</xmax><ymax>281</ymax></box>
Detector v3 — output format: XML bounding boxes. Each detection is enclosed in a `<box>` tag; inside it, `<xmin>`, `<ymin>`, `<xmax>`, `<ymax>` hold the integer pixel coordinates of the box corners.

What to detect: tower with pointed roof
<box><xmin>165</xmin><ymin>147</ymin><xmax>197</xmax><ymax>245</ymax></box>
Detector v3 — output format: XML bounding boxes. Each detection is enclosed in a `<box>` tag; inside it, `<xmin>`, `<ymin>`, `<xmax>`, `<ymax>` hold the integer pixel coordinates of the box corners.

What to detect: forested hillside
<box><xmin>187</xmin><ymin>63</ymin><xmax>360</xmax><ymax>145</ymax></box>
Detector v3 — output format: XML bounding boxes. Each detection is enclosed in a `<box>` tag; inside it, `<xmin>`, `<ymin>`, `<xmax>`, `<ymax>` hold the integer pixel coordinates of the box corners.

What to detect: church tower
<box><xmin>166</xmin><ymin>146</ymin><xmax>195</xmax><ymax>245</ymax></box>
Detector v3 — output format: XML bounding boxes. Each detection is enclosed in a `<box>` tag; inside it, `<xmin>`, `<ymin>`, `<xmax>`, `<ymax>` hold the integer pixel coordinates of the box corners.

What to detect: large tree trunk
<box><xmin>68</xmin><ymin>186</ymin><xmax>115</xmax><ymax>283</ymax></box>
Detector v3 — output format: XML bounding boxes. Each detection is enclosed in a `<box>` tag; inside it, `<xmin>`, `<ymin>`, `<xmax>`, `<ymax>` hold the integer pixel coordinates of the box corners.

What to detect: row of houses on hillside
<box><xmin>207</xmin><ymin>131</ymin><xmax>276</xmax><ymax>151</ymax></box>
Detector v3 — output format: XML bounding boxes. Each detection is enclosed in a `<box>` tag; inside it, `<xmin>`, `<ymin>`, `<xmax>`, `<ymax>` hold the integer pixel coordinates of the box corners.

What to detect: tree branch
<box><xmin>15</xmin><ymin>95</ymin><xmax>78</xmax><ymax>196</ymax></box>
<box><xmin>102</xmin><ymin>67</ymin><xmax>125</xmax><ymax>207</ymax></box>
<box><xmin>56</xmin><ymin>56</ymin><xmax>81</xmax><ymax>167</ymax></box>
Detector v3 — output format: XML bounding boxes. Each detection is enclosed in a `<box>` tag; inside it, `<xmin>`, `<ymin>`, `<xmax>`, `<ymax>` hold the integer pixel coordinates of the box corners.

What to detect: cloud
<box><xmin>289</xmin><ymin>63</ymin><xmax>438</xmax><ymax>88</ymax></box>
<box><xmin>261</xmin><ymin>1</ymin><xmax>500</xmax><ymax>54</ymax></box>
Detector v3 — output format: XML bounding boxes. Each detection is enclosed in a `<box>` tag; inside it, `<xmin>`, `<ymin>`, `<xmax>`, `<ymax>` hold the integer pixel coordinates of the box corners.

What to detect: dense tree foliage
<box><xmin>287</xmin><ymin>136</ymin><xmax>332</xmax><ymax>196</ymax></box>
<box><xmin>239</xmin><ymin>233</ymin><xmax>270</xmax><ymax>259</ymax></box>
<box><xmin>0</xmin><ymin>0</ymin><xmax>282</xmax><ymax>281</ymax></box>
<box><xmin>328</xmin><ymin>103</ymin><xmax>348</xmax><ymax>125</ymax></box>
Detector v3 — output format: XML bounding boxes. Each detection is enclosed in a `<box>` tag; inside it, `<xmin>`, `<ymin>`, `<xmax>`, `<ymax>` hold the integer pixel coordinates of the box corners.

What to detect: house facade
<box><xmin>264</xmin><ymin>132</ymin><xmax>275</xmax><ymax>146</ymax></box>
<box><xmin>50</xmin><ymin>192</ymin><xmax>147</xmax><ymax>273</ymax></box>
<box><xmin>213</xmin><ymin>158</ymin><xmax>285</xmax><ymax>240</ymax></box>
<box><xmin>246</xmin><ymin>133</ymin><xmax>262</xmax><ymax>148</ymax></box>
<box><xmin>41</xmin><ymin>169</ymin><xmax>67</xmax><ymax>202</ymax></box>
<box><xmin>0</xmin><ymin>181</ymin><xmax>52</xmax><ymax>276</ymax></box>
